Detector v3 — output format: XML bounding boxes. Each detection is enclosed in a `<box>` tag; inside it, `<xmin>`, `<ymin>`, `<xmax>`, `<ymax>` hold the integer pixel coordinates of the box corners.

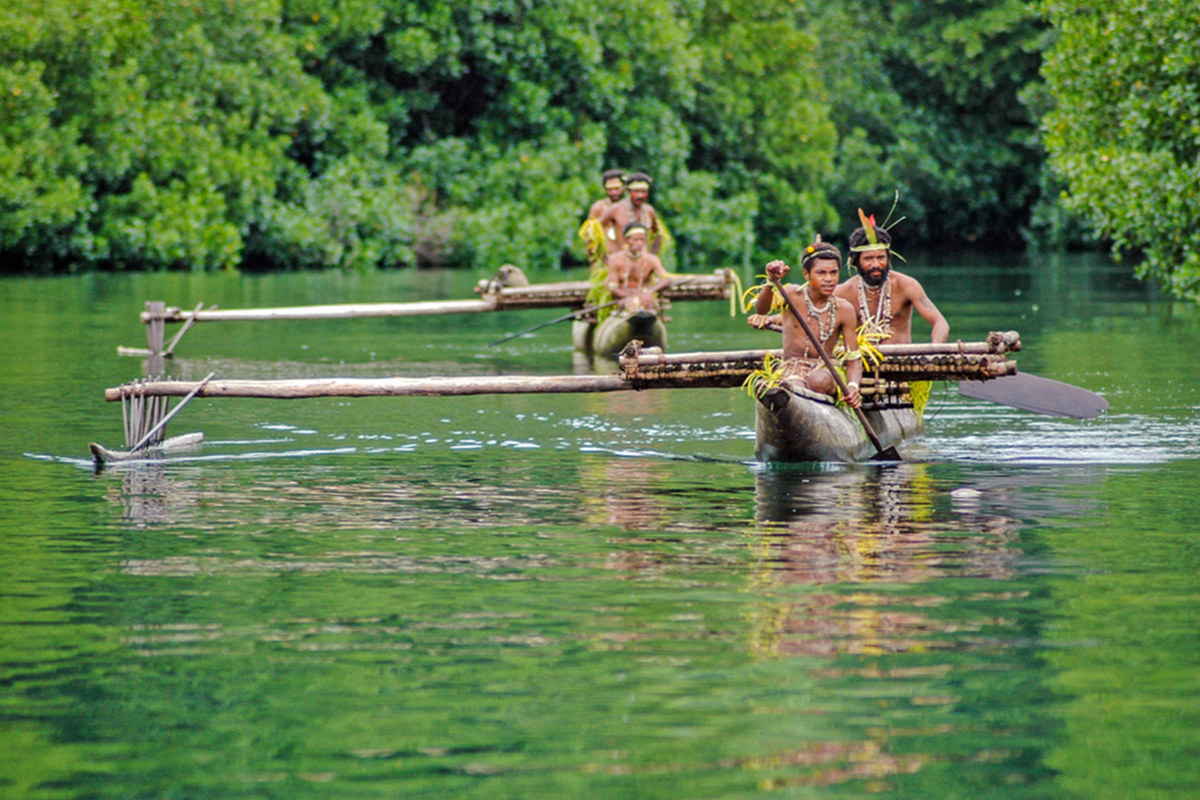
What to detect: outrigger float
<box><xmin>89</xmin><ymin>433</ymin><xmax>205</xmax><ymax>464</ymax></box>
<box><xmin>98</xmin><ymin>334</ymin><xmax>1033</xmax><ymax>464</ymax></box>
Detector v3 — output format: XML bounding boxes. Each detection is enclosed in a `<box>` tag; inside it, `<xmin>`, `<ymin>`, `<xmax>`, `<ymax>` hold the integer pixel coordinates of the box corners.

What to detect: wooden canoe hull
<box><xmin>755</xmin><ymin>385</ymin><xmax>922</xmax><ymax>463</ymax></box>
<box><xmin>572</xmin><ymin>309</ymin><xmax>667</xmax><ymax>354</ymax></box>
<box><xmin>89</xmin><ymin>432</ymin><xmax>205</xmax><ymax>464</ymax></box>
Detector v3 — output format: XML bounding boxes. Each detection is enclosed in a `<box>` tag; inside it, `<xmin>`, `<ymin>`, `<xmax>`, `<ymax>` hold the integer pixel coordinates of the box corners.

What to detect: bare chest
<box><xmin>616</xmin><ymin>257</ymin><xmax>654</xmax><ymax>287</ymax></box>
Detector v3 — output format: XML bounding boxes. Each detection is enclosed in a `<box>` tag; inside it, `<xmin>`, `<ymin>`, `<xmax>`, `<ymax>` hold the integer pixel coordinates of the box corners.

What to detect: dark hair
<box><xmin>625</xmin><ymin>171</ymin><xmax>652</xmax><ymax>185</ymax></box>
<box><xmin>602</xmin><ymin>169</ymin><xmax>625</xmax><ymax>183</ymax></box>
<box><xmin>847</xmin><ymin>225</ymin><xmax>892</xmax><ymax>269</ymax></box>
<box><xmin>801</xmin><ymin>241</ymin><xmax>842</xmax><ymax>272</ymax></box>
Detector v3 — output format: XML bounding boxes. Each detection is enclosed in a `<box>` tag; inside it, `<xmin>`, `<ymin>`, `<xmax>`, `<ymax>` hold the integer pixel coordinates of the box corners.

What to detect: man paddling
<box><xmin>606</xmin><ymin>221</ymin><xmax>672</xmax><ymax>312</ymax></box>
<box><xmin>598</xmin><ymin>172</ymin><xmax>664</xmax><ymax>256</ymax></box>
<box><xmin>834</xmin><ymin>211</ymin><xmax>949</xmax><ymax>345</ymax></box>
<box><xmin>753</xmin><ymin>243</ymin><xmax>862</xmax><ymax>409</ymax></box>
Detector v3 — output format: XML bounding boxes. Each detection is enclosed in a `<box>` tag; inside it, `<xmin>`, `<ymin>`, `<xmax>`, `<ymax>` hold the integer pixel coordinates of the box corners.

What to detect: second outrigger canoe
<box><xmin>572</xmin><ymin>308</ymin><xmax>667</xmax><ymax>354</ymax></box>
<box><xmin>754</xmin><ymin>382</ymin><xmax>923</xmax><ymax>462</ymax></box>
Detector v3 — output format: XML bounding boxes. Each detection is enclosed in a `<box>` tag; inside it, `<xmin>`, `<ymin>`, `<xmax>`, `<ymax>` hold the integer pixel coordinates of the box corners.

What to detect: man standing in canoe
<box><xmin>752</xmin><ymin>243</ymin><xmax>863</xmax><ymax>409</ymax></box>
<box><xmin>588</xmin><ymin>169</ymin><xmax>626</xmax><ymax>222</ymax></box>
<box><xmin>579</xmin><ymin>169</ymin><xmax>627</xmax><ymax>267</ymax></box>
<box><xmin>598</xmin><ymin>172</ymin><xmax>665</xmax><ymax>256</ymax></box>
<box><xmin>606</xmin><ymin>221</ymin><xmax>672</xmax><ymax>312</ymax></box>
<box><xmin>835</xmin><ymin>210</ymin><xmax>949</xmax><ymax>345</ymax></box>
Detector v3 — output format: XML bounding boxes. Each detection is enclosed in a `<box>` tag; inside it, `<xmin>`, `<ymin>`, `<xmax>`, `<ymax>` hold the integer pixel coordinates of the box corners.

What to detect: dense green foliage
<box><xmin>1041</xmin><ymin>0</ymin><xmax>1200</xmax><ymax>300</ymax></box>
<box><xmin>0</xmin><ymin>0</ymin><xmax>1192</xmax><ymax>290</ymax></box>
<box><xmin>816</xmin><ymin>0</ymin><xmax>1049</xmax><ymax>248</ymax></box>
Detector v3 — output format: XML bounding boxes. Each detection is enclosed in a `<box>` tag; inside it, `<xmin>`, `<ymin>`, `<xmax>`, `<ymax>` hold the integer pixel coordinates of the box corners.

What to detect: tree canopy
<box><xmin>1</xmin><ymin>0</ymin><xmax>1195</xmax><ymax>297</ymax></box>
<box><xmin>1041</xmin><ymin>0</ymin><xmax>1200</xmax><ymax>300</ymax></box>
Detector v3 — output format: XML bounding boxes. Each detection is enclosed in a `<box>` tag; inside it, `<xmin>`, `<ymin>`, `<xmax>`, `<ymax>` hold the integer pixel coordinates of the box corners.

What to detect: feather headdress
<box><xmin>850</xmin><ymin>207</ymin><xmax>889</xmax><ymax>253</ymax></box>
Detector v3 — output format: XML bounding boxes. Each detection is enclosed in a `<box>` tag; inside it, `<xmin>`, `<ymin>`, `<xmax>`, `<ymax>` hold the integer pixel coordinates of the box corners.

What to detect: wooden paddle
<box><xmin>758</xmin><ymin>317</ymin><xmax>1107</xmax><ymax>419</ymax></box>
<box><xmin>487</xmin><ymin>297</ymin><xmax>624</xmax><ymax>347</ymax></box>
<box><xmin>768</xmin><ymin>276</ymin><xmax>901</xmax><ymax>461</ymax></box>
<box><xmin>488</xmin><ymin>276</ymin><xmax>696</xmax><ymax>347</ymax></box>
<box><xmin>959</xmin><ymin>372</ymin><xmax>1108</xmax><ymax>419</ymax></box>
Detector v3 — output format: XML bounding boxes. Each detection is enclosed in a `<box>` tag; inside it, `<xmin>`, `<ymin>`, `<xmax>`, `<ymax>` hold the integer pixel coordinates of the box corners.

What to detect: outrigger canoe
<box><xmin>572</xmin><ymin>308</ymin><xmax>667</xmax><ymax>355</ymax></box>
<box><xmin>618</xmin><ymin>332</ymin><xmax>1022</xmax><ymax>463</ymax></box>
<box><xmin>99</xmin><ymin>335</ymin><xmax>1033</xmax><ymax>466</ymax></box>
<box><xmin>754</xmin><ymin>382</ymin><xmax>923</xmax><ymax>463</ymax></box>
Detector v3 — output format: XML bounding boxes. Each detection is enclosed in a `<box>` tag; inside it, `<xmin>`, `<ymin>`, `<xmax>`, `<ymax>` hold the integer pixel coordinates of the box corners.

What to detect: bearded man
<box><xmin>834</xmin><ymin>215</ymin><xmax>948</xmax><ymax>345</ymax></box>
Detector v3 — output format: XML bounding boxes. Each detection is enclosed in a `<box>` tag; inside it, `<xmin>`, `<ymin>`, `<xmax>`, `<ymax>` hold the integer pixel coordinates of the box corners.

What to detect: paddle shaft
<box><xmin>767</xmin><ymin>276</ymin><xmax>894</xmax><ymax>458</ymax></box>
<box><xmin>488</xmin><ymin>297</ymin><xmax>624</xmax><ymax>346</ymax></box>
<box><xmin>488</xmin><ymin>276</ymin><xmax>696</xmax><ymax>347</ymax></box>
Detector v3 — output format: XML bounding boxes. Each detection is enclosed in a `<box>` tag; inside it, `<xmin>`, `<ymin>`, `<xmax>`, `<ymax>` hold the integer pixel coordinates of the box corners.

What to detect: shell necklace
<box><xmin>857</xmin><ymin>275</ymin><xmax>893</xmax><ymax>337</ymax></box>
<box><xmin>802</xmin><ymin>284</ymin><xmax>835</xmax><ymax>356</ymax></box>
<box><xmin>625</xmin><ymin>248</ymin><xmax>647</xmax><ymax>288</ymax></box>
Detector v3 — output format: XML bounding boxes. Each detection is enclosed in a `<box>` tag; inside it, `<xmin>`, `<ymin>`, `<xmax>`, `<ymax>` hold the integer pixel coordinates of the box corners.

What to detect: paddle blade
<box><xmin>872</xmin><ymin>446</ymin><xmax>903</xmax><ymax>462</ymax></box>
<box><xmin>958</xmin><ymin>373</ymin><xmax>1108</xmax><ymax>419</ymax></box>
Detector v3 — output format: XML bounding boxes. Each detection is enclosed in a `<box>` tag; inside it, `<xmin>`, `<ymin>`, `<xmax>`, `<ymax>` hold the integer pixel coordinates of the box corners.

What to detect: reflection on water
<box><xmin>735</xmin><ymin>464</ymin><xmax>1069</xmax><ymax>790</ymax></box>
<box><xmin>3</xmin><ymin>262</ymin><xmax>1200</xmax><ymax>799</ymax></box>
<box><xmin>753</xmin><ymin>464</ymin><xmax>1023</xmax><ymax>587</ymax></box>
<box><xmin>63</xmin><ymin>454</ymin><xmax>1087</xmax><ymax>795</ymax></box>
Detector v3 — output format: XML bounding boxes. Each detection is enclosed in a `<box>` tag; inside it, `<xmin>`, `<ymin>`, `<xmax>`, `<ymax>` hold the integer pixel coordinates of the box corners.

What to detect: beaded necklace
<box><xmin>801</xmin><ymin>285</ymin><xmax>835</xmax><ymax>357</ymax></box>
<box><xmin>624</xmin><ymin>197</ymin><xmax>652</xmax><ymax>227</ymax></box>
<box><xmin>857</xmin><ymin>275</ymin><xmax>893</xmax><ymax>337</ymax></box>
<box><xmin>623</xmin><ymin>248</ymin><xmax>648</xmax><ymax>289</ymax></box>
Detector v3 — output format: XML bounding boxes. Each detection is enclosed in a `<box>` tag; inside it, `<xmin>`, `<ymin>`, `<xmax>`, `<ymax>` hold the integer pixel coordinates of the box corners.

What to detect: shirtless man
<box><xmin>588</xmin><ymin>169</ymin><xmax>626</xmax><ymax>221</ymax></box>
<box><xmin>834</xmin><ymin>216</ymin><xmax>948</xmax><ymax>344</ymax></box>
<box><xmin>598</xmin><ymin>172</ymin><xmax>663</xmax><ymax>256</ymax></box>
<box><xmin>606</xmin><ymin>221</ymin><xmax>672</xmax><ymax>312</ymax></box>
<box><xmin>753</xmin><ymin>243</ymin><xmax>862</xmax><ymax>408</ymax></box>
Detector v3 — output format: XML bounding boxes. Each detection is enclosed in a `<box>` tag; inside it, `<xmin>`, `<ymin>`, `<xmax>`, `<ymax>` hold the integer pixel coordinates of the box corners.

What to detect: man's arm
<box><xmin>630</xmin><ymin>257</ymin><xmax>672</xmax><ymax>311</ymax></box>
<box><xmin>598</xmin><ymin>204</ymin><xmax>626</xmax><ymax>250</ymax></box>
<box><xmin>908</xmin><ymin>280</ymin><xmax>949</xmax><ymax>343</ymax></box>
<box><xmin>648</xmin><ymin>207</ymin><xmax>663</xmax><ymax>255</ymax></box>
<box><xmin>646</xmin><ymin>257</ymin><xmax>672</xmax><ymax>295</ymax></box>
<box><xmin>755</xmin><ymin>260</ymin><xmax>789</xmax><ymax>315</ymax></box>
<box><xmin>833</xmin><ymin>280</ymin><xmax>863</xmax><ymax>329</ymax></box>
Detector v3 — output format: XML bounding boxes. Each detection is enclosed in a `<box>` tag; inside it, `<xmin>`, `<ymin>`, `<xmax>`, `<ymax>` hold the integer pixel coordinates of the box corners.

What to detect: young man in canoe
<box><xmin>598</xmin><ymin>172</ymin><xmax>664</xmax><ymax>256</ymax></box>
<box><xmin>752</xmin><ymin>243</ymin><xmax>863</xmax><ymax>409</ymax></box>
<box><xmin>606</xmin><ymin>221</ymin><xmax>672</xmax><ymax>312</ymax></box>
<box><xmin>834</xmin><ymin>212</ymin><xmax>949</xmax><ymax>345</ymax></box>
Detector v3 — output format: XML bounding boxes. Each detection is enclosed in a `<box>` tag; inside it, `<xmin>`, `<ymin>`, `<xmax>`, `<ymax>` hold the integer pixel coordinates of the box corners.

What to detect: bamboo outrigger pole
<box><xmin>103</xmin><ymin>371</ymin><xmax>751</xmax><ymax>402</ymax></box>
<box><xmin>141</xmin><ymin>299</ymin><xmax>500</xmax><ymax>323</ymax></box>
<box><xmin>103</xmin><ymin>340</ymin><xmax>1027</xmax><ymax>403</ymax></box>
<box><xmin>138</xmin><ymin>271</ymin><xmax>738</xmax><ymax>324</ymax></box>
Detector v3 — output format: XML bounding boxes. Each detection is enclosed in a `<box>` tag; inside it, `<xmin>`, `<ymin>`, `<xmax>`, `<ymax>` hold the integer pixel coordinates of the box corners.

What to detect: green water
<box><xmin>2</xmin><ymin>256</ymin><xmax>1199</xmax><ymax>799</ymax></box>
